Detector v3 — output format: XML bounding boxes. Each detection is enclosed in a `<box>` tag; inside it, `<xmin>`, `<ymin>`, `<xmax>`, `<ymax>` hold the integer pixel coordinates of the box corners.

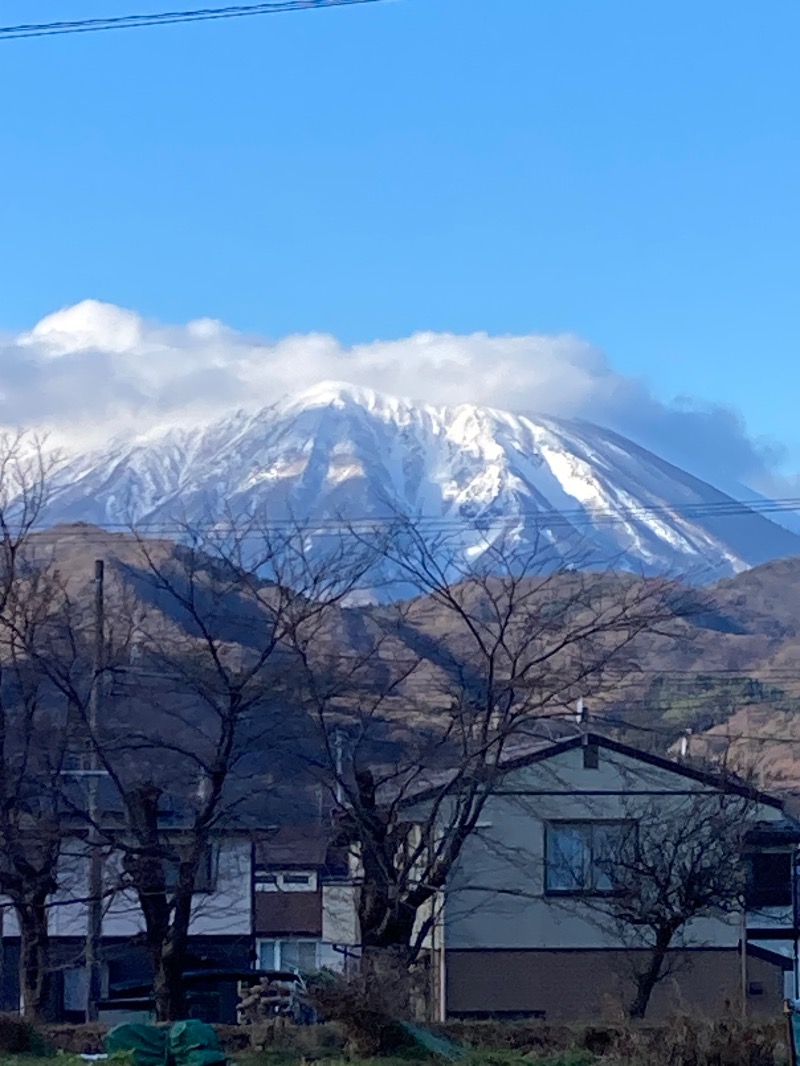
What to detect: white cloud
<box><xmin>0</xmin><ymin>299</ymin><xmax>785</xmax><ymax>495</ymax></box>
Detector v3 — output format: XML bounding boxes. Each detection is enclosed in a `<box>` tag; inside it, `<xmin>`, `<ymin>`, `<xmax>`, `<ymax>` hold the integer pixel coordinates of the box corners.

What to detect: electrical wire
<box><xmin>17</xmin><ymin>492</ymin><xmax>800</xmax><ymax>537</ymax></box>
<box><xmin>0</xmin><ymin>0</ymin><xmax>388</xmax><ymax>40</ymax></box>
<box><xmin>100</xmin><ymin>674</ymin><xmax>800</xmax><ymax>747</ymax></box>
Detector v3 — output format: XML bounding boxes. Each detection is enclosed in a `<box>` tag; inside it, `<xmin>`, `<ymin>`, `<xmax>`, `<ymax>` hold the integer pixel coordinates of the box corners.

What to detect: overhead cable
<box><xmin>0</xmin><ymin>0</ymin><xmax>387</xmax><ymax>41</ymax></box>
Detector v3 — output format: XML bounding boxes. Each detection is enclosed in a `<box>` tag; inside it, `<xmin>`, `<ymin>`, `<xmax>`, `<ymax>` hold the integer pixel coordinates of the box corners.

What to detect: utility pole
<box><xmin>85</xmin><ymin>560</ymin><xmax>104</xmax><ymax>1022</ymax></box>
<box><xmin>333</xmin><ymin>728</ymin><xmax>345</xmax><ymax>805</ymax></box>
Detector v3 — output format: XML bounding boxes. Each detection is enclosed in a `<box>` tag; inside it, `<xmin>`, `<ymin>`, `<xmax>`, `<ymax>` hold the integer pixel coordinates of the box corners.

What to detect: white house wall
<box><xmin>0</xmin><ymin>901</ymin><xmax>19</xmax><ymax>938</ymax></box>
<box><xmin>103</xmin><ymin>839</ymin><xmax>252</xmax><ymax>937</ymax></box>
<box><xmin>747</xmin><ymin>904</ymin><xmax>794</xmax><ymax>931</ymax></box>
<box><xmin>48</xmin><ymin>842</ymin><xmax>91</xmax><ymax>939</ymax></box>
<box><xmin>443</xmin><ymin>743</ymin><xmax>783</xmax><ymax>952</ymax></box>
<box><xmin>11</xmin><ymin>839</ymin><xmax>253</xmax><ymax>939</ymax></box>
<box><xmin>183</xmin><ymin>840</ymin><xmax>251</xmax><ymax>937</ymax></box>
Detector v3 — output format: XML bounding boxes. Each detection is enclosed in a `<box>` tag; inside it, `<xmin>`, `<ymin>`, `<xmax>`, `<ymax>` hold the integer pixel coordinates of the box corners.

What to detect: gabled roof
<box><xmin>254</xmin><ymin>825</ymin><xmax>350</xmax><ymax>878</ymax></box>
<box><xmin>255</xmin><ymin>826</ymin><xmax>330</xmax><ymax>868</ymax></box>
<box><xmin>404</xmin><ymin>731</ymin><xmax>786</xmax><ymax>810</ymax></box>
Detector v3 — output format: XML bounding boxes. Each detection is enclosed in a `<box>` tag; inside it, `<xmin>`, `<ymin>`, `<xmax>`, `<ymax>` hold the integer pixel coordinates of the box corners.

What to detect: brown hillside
<box><xmin>18</xmin><ymin>528</ymin><xmax>800</xmax><ymax>788</ymax></box>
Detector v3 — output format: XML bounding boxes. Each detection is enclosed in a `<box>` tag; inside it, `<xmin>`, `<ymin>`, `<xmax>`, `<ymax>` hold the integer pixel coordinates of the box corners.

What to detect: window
<box><xmin>255</xmin><ymin>870</ymin><xmax>317</xmax><ymax>893</ymax></box>
<box><xmin>545</xmin><ymin>821</ymin><xmax>632</xmax><ymax>894</ymax></box>
<box><xmin>257</xmin><ymin>938</ymin><xmax>320</xmax><ymax>973</ymax></box>
<box><xmin>283</xmin><ymin>873</ymin><xmax>314</xmax><ymax>887</ymax></box>
<box><xmin>164</xmin><ymin>845</ymin><xmax>218</xmax><ymax>894</ymax></box>
<box><xmin>63</xmin><ymin>965</ymin><xmax>109</xmax><ymax>1013</ymax></box>
<box><xmin>746</xmin><ymin>851</ymin><xmax>792</xmax><ymax>909</ymax></box>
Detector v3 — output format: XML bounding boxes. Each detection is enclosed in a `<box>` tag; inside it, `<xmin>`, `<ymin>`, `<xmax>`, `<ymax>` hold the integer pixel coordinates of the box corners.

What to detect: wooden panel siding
<box><xmin>254</xmin><ymin>891</ymin><xmax>322</xmax><ymax>937</ymax></box>
<box><xmin>445</xmin><ymin>948</ymin><xmax>786</xmax><ymax>1021</ymax></box>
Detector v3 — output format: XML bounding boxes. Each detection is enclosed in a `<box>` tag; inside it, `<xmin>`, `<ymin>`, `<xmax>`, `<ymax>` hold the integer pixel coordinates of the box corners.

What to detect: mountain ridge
<box><xmin>45</xmin><ymin>381</ymin><xmax>800</xmax><ymax>584</ymax></box>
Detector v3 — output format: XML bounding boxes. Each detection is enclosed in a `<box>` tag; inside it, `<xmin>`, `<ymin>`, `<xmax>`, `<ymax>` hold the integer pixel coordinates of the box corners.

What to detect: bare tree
<box><xmin>0</xmin><ymin>434</ymin><xmax>72</xmax><ymax>1019</ymax></box>
<box><xmin>285</xmin><ymin>521</ymin><xmax>687</xmax><ymax>1036</ymax></box>
<box><xmin>0</xmin><ymin>579</ymin><xmax>70</xmax><ymax>1021</ymax></box>
<box><xmin>585</xmin><ymin>791</ymin><xmax>752</xmax><ymax>1019</ymax></box>
<box><xmin>38</xmin><ymin>516</ymin><xmax>380</xmax><ymax>1021</ymax></box>
<box><xmin>4</xmin><ymin>502</ymin><xmax>689</xmax><ymax>1028</ymax></box>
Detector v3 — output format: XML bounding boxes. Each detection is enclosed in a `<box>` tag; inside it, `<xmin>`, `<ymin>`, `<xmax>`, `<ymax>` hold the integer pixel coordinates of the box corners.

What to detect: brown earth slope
<box><xmin>17</xmin><ymin>526</ymin><xmax>800</xmax><ymax>789</ymax></box>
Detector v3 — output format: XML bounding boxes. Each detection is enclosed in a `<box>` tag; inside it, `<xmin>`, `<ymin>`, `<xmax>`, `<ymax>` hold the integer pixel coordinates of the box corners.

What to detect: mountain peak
<box><xmin>284</xmin><ymin>380</ymin><xmax>413</xmax><ymax>417</ymax></box>
<box><xmin>46</xmin><ymin>389</ymin><xmax>800</xmax><ymax>587</ymax></box>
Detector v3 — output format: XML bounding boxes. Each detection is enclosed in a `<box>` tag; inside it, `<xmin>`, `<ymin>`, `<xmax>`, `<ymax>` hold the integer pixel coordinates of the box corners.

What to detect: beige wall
<box><xmin>323</xmin><ymin>884</ymin><xmax>358</xmax><ymax>945</ymax></box>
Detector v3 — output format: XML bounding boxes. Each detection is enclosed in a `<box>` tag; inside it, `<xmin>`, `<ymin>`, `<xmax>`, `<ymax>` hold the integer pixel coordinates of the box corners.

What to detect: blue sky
<box><xmin>0</xmin><ymin>0</ymin><xmax>798</xmax><ymax>475</ymax></box>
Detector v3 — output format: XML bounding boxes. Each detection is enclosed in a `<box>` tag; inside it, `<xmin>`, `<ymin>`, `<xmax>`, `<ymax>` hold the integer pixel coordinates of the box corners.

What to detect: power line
<box><xmin>0</xmin><ymin>0</ymin><xmax>387</xmax><ymax>40</ymax></box>
<box><xmin>84</xmin><ymin>674</ymin><xmax>800</xmax><ymax>748</ymax></box>
<box><xmin>18</xmin><ymin>492</ymin><xmax>800</xmax><ymax>536</ymax></box>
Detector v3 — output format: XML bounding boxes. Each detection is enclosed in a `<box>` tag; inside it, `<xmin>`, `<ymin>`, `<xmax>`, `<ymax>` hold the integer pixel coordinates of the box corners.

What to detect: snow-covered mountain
<box><xmin>47</xmin><ymin>381</ymin><xmax>800</xmax><ymax>583</ymax></box>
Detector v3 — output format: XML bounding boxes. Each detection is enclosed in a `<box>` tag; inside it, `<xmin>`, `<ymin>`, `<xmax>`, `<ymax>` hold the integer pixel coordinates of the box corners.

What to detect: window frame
<box><xmin>544</xmin><ymin>819</ymin><xmax>635</xmax><ymax>897</ymax></box>
<box><xmin>256</xmin><ymin>937</ymin><xmax>321</xmax><ymax>973</ymax></box>
<box><xmin>254</xmin><ymin>870</ymin><xmax>318</xmax><ymax>893</ymax></box>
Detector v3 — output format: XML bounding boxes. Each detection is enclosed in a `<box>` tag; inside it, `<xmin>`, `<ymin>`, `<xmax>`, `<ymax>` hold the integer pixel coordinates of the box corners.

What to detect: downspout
<box><xmin>438</xmin><ymin>893</ymin><xmax>446</xmax><ymax>1024</ymax></box>
<box><xmin>740</xmin><ymin>906</ymin><xmax>748</xmax><ymax>1020</ymax></box>
<box><xmin>250</xmin><ymin>839</ymin><xmax>257</xmax><ymax>971</ymax></box>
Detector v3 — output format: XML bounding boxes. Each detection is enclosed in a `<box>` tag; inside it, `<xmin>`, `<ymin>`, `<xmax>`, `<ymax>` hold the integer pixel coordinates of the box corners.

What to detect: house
<box><xmin>1</xmin><ymin>731</ymin><xmax>795</xmax><ymax>1026</ymax></box>
<box><xmin>0</xmin><ymin>797</ymin><xmax>360</xmax><ymax>1023</ymax></box>
<box><xmin>416</xmin><ymin>732</ymin><xmax>800</xmax><ymax>1022</ymax></box>
<box><xmin>247</xmin><ymin>732</ymin><xmax>800</xmax><ymax>1024</ymax></box>
<box><xmin>0</xmin><ymin>782</ymin><xmax>256</xmax><ymax>1023</ymax></box>
<box><xmin>252</xmin><ymin>826</ymin><xmax>358</xmax><ymax>975</ymax></box>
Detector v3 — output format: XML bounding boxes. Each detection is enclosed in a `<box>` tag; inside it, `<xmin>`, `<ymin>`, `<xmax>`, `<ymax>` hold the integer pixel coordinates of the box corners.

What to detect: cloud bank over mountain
<box><xmin>0</xmin><ymin>299</ymin><xmax>785</xmax><ymax>497</ymax></box>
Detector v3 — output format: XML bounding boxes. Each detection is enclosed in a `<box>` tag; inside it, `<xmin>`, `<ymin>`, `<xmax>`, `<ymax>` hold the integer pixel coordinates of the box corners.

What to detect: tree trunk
<box><xmin>628</xmin><ymin>937</ymin><xmax>672</xmax><ymax>1020</ymax></box>
<box><xmin>150</xmin><ymin>869</ymin><xmax>196</xmax><ymax>1022</ymax></box>
<box><xmin>314</xmin><ymin>943</ymin><xmax>415</xmax><ymax>1058</ymax></box>
<box><xmin>317</xmin><ymin>903</ymin><xmax>416</xmax><ymax>1057</ymax></box>
<box><xmin>17</xmin><ymin>898</ymin><xmax>52</xmax><ymax>1021</ymax></box>
<box><xmin>152</xmin><ymin>946</ymin><xmax>186</xmax><ymax>1023</ymax></box>
<box><xmin>360</xmin><ymin>943</ymin><xmax>414</xmax><ymax>1019</ymax></box>
<box><xmin>128</xmin><ymin>787</ymin><xmax>197</xmax><ymax>1023</ymax></box>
